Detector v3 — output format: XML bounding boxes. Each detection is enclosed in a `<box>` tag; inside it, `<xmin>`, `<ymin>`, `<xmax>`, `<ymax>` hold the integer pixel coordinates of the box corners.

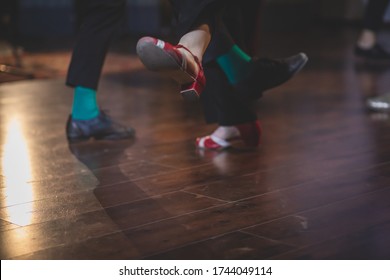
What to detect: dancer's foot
<box><xmin>236</xmin><ymin>53</ymin><xmax>308</xmax><ymax>99</ymax></box>
<box><xmin>196</xmin><ymin>121</ymin><xmax>261</xmax><ymax>150</ymax></box>
<box><xmin>136</xmin><ymin>36</ymin><xmax>205</xmax><ymax>100</ymax></box>
<box><xmin>66</xmin><ymin>110</ymin><xmax>135</xmax><ymax>142</ymax></box>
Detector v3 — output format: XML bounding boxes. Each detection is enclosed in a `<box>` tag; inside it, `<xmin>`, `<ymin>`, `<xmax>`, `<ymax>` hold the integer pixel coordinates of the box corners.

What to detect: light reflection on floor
<box><xmin>1</xmin><ymin>116</ymin><xmax>34</xmax><ymax>227</ymax></box>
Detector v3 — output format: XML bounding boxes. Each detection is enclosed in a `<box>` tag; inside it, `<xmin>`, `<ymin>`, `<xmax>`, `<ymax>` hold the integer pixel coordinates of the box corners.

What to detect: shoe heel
<box><xmin>181</xmin><ymin>63</ymin><xmax>206</xmax><ymax>100</ymax></box>
<box><xmin>236</xmin><ymin>121</ymin><xmax>262</xmax><ymax>147</ymax></box>
<box><xmin>180</xmin><ymin>79</ymin><xmax>204</xmax><ymax>100</ymax></box>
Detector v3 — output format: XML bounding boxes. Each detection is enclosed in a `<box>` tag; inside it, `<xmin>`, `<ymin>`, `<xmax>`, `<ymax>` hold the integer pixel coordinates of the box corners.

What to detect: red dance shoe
<box><xmin>196</xmin><ymin>121</ymin><xmax>262</xmax><ymax>150</ymax></box>
<box><xmin>136</xmin><ymin>36</ymin><xmax>205</xmax><ymax>100</ymax></box>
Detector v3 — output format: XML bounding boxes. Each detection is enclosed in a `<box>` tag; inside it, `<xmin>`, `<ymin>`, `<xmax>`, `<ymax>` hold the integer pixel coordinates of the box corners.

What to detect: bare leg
<box><xmin>178</xmin><ymin>23</ymin><xmax>211</xmax><ymax>64</ymax></box>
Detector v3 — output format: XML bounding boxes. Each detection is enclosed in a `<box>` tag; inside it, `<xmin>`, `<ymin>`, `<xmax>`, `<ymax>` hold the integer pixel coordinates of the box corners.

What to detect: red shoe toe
<box><xmin>196</xmin><ymin>121</ymin><xmax>262</xmax><ymax>151</ymax></box>
<box><xmin>196</xmin><ymin>135</ymin><xmax>230</xmax><ymax>150</ymax></box>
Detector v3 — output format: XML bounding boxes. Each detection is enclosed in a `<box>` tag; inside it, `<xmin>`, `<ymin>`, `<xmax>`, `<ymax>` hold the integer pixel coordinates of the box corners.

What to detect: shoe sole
<box><xmin>136</xmin><ymin>40</ymin><xmax>195</xmax><ymax>85</ymax></box>
<box><xmin>67</xmin><ymin>131</ymin><xmax>135</xmax><ymax>142</ymax></box>
<box><xmin>181</xmin><ymin>87</ymin><xmax>200</xmax><ymax>100</ymax></box>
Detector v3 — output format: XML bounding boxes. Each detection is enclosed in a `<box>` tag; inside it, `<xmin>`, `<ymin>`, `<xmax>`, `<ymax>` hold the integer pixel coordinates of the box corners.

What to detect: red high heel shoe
<box><xmin>136</xmin><ymin>36</ymin><xmax>205</xmax><ymax>99</ymax></box>
<box><xmin>196</xmin><ymin>121</ymin><xmax>262</xmax><ymax>150</ymax></box>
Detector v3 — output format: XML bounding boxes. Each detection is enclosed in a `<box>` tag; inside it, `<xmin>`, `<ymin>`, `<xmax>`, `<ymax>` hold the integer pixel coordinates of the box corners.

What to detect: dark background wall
<box><xmin>17</xmin><ymin>0</ymin><xmax>163</xmax><ymax>37</ymax></box>
<box><xmin>4</xmin><ymin>0</ymin><xmax>390</xmax><ymax>39</ymax></box>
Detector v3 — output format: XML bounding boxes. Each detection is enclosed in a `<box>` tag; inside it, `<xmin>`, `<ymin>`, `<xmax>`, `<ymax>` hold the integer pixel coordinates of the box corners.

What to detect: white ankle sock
<box><xmin>211</xmin><ymin>126</ymin><xmax>240</xmax><ymax>140</ymax></box>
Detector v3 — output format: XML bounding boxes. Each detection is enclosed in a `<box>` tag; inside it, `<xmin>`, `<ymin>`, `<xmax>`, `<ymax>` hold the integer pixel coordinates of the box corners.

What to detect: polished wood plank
<box><xmin>0</xmin><ymin>189</ymin><xmax>102</xmax><ymax>225</ymax></box>
<box><xmin>184</xmin><ymin>160</ymin><xmax>390</xmax><ymax>202</ymax></box>
<box><xmin>0</xmin><ymin>219</ymin><xmax>19</xmax><ymax>232</ymax></box>
<box><xmin>0</xmin><ymin>190</ymin><xmax>225</xmax><ymax>258</ymax></box>
<box><xmin>272</xmin><ymin>221</ymin><xmax>390</xmax><ymax>260</ymax></box>
<box><xmin>13</xmin><ymin>232</ymin><xmax>143</xmax><ymax>260</ymax></box>
<box><xmin>103</xmin><ymin>191</ymin><xmax>225</xmax><ymax>229</ymax></box>
<box><xmin>0</xmin><ymin>210</ymin><xmax>120</xmax><ymax>259</ymax></box>
<box><xmin>147</xmin><ymin>232</ymin><xmax>294</xmax><ymax>260</ymax></box>
<box><xmin>132</xmin><ymin>154</ymin><xmax>267</xmax><ymax>195</ymax></box>
<box><xmin>242</xmin><ymin>187</ymin><xmax>390</xmax><ymax>250</ymax></box>
<box><xmin>120</xmin><ymin>177</ymin><xmax>390</xmax><ymax>257</ymax></box>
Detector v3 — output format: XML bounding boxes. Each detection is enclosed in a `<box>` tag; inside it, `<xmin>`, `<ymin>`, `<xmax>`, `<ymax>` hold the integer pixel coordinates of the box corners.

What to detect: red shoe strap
<box><xmin>176</xmin><ymin>44</ymin><xmax>203</xmax><ymax>70</ymax></box>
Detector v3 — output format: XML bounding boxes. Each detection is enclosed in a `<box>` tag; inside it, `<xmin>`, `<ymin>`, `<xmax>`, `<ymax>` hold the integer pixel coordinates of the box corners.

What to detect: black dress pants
<box><xmin>66</xmin><ymin>0</ymin><xmax>126</xmax><ymax>90</ymax></box>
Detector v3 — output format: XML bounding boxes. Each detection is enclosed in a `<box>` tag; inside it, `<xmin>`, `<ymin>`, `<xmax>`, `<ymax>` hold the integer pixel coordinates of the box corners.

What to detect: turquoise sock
<box><xmin>71</xmin><ymin>86</ymin><xmax>99</xmax><ymax>120</ymax></box>
<box><xmin>216</xmin><ymin>45</ymin><xmax>252</xmax><ymax>85</ymax></box>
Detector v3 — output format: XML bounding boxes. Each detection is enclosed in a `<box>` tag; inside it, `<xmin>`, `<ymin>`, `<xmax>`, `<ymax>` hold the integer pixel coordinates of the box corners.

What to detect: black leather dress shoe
<box><xmin>66</xmin><ymin>111</ymin><xmax>135</xmax><ymax>142</ymax></box>
<box><xmin>355</xmin><ymin>44</ymin><xmax>390</xmax><ymax>60</ymax></box>
<box><xmin>236</xmin><ymin>52</ymin><xmax>308</xmax><ymax>99</ymax></box>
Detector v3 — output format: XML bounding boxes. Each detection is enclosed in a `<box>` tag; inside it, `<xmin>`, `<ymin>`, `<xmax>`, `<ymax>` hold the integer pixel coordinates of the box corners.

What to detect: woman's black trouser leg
<box><xmin>201</xmin><ymin>62</ymin><xmax>257</xmax><ymax>126</ymax></box>
<box><xmin>201</xmin><ymin>2</ymin><xmax>258</xmax><ymax>126</ymax></box>
<box><xmin>167</xmin><ymin>0</ymin><xmax>258</xmax><ymax>126</ymax></box>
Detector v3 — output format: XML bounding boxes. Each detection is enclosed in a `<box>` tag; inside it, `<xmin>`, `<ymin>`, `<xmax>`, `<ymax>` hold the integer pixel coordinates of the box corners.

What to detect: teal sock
<box><xmin>216</xmin><ymin>45</ymin><xmax>252</xmax><ymax>85</ymax></box>
<box><xmin>71</xmin><ymin>86</ymin><xmax>99</xmax><ymax>120</ymax></box>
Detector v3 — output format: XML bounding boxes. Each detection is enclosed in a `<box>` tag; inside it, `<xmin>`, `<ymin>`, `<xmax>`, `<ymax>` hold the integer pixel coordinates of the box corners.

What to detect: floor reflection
<box><xmin>1</xmin><ymin>117</ymin><xmax>34</xmax><ymax>226</ymax></box>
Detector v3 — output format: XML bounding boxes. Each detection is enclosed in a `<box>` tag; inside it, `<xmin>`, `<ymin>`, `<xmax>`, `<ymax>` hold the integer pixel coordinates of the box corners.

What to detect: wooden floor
<box><xmin>1</xmin><ymin>23</ymin><xmax>390</xmax><ymax>260</ymax></box>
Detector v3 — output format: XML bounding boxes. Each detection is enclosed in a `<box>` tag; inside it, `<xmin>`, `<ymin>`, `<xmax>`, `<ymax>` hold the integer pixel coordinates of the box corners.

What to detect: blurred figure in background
<box><xmin>355</xmin><ymin>0</ymin><xmax>390</xmax><ymax>60</ymax></box>
<box><xmin>0</xmin><ymin>0</ymin><xmax>22</xmax><ymax>67</ymax></box>
<box><xmin>358</xmin><ymin>0</ymin><xmax>390</xmax><ymax>112</ymax></box>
